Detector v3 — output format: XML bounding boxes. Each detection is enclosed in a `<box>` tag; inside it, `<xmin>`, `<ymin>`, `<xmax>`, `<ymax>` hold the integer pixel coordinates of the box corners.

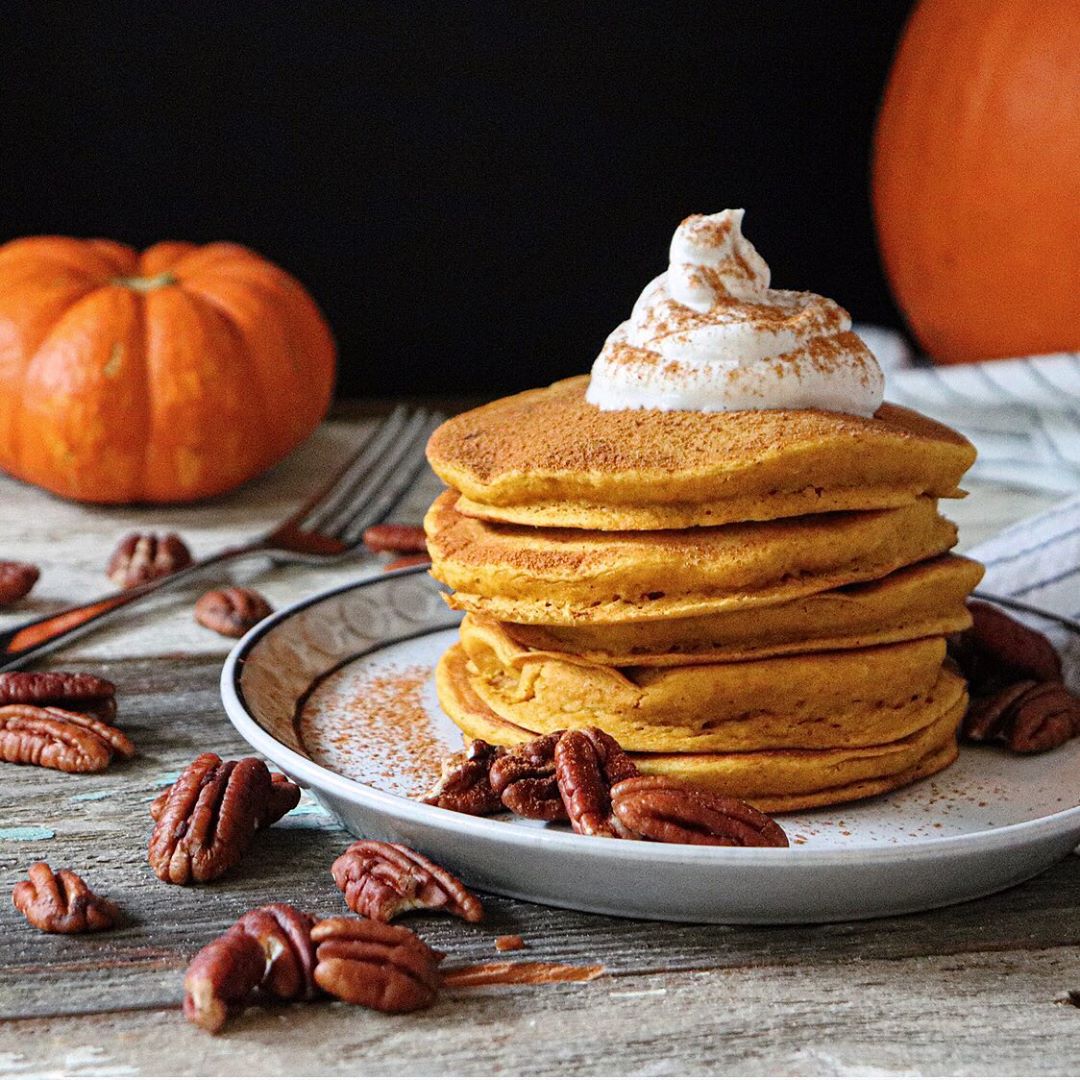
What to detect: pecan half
<box><xmin>951</xmin><ymin>601</ymin><xmax>1063</xmax><ymax>691</ymax></box>
<box><xmin>194</xmin><ymin>587</ymin><xmax>274</xmax><ymax>638</ymax></box>
<box><xmin>489</xmin><ymin>731</ymin><xmax>567</xmax><ymax>820</ymax></box>
<box><xmin>610</xmin><ymin>776</ymin><xmax>789</xmax><ymax>847</ymax></box>
<box><xmin>555</xmin><ymin>727</ymin><xmax>639</xmax><ymax>837</ymax></box>
<box><xmin>312</xmin><ymin>916</ymin><xmax>443</xmax><ymax>1012</ymax></box>
<box><xmin>384</xmin><ymin>553</ymin><xmax>433</xmax><ymax>571</ymax></box>
<box><xmin>331</xmin><ymin>840</ymin><xmax>484</xmax><ymax>924</ymax></box>
<box><xmin>184</xmin><ymin>923</ymin><xmax>268</xmax><ymax>1033</ymax></box>
<box><xmin>363</xmin><ymin>523</ymin><xmax>428</xmax><ymax>555</ymax></box>
<box><xmin>147</xmin><ymin>753</ymin><xmax>300</xmax><ymax>884</ymax></box>
<box><xmin>0</xmin><ymin>561</ymin><xmax>39</xmax><ymax>605</ymax></box>
<box><xmin>0</xmin><ymin>671</ymin><xmax>117</xmax><ymax>723</ymax></box>
<box><xmin>964</xmin><ymin>680</ymin><xmax>1080</xmax><ymax>753</ymax></box>
<box><xmin>107</xmin><ymin>532</ymin><xmax>193</xmax><ymax>589</ymax></box>
<box><xmin>183</xmin><ymin>904</ymin><xmax>318</xmax><ymax>1033</ymax></box>
<box><xmin>12</xmin><ymin>862</ymin><xmax>120</xmax><ymax>933</ymax></box>
<box><xmin>235</xmin><ymin>903</ymin><xmax>318</xmax><ymax>1001</ymax></box>
<box><xmin>0</xmin><ymin>704</ymin><xmax>134</xmax><ymax>772</ymax></box>
<box><xmin>422</xmin><ymin>739</ymin><xmax>505</xmax><ymax>815</ymax></box>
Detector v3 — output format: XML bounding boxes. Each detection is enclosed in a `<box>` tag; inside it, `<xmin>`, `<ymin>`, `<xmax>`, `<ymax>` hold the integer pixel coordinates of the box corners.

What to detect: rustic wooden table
<box><xmin>0</xmin><ymin>413</ymin><xmax>1076</xmax><ymax>1077</ymax></box>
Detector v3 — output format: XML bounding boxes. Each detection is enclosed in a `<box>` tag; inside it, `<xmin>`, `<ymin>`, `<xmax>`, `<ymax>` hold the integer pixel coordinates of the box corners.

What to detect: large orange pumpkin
<box><xmin>872</xmin><ymin>0</ymin><xmax>1080</xmax><ymax>364</ymax></box>
<box><xmin>0</xmin><ymin>238</ymin><xmax>336</xmax><ymax>503</ymax></box>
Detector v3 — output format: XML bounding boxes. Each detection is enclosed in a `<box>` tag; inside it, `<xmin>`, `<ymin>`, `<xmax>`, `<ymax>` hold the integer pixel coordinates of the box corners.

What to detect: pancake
<box><xmin>427</xmin><ymin>376</ymin><xmax>976</xmax><ymax>530</ymax></box>
<box><xmin>436</xmin><ymin>642</ymin><xmax>964</xmax><ymax>812</ymax></box>
<box><xmin>456</xmin><ymin>619</ymin><xmax>962</xmax><ymax>751</ymax></box>
<box><xmin>499</xmin><ymin>554</ymin><xmax>983</xmax><ymax>664</ymax></box>
<box><xmin>426</xmin><ymin>490</ymin><xmax>959</xmax><ymax>625</ymax></box>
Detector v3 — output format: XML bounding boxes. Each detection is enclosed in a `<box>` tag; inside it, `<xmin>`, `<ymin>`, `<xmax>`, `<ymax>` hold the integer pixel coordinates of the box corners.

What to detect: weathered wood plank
<box><xmin>2</xmin><ymin>947</ymin><xmax>1078</xmax><ymax>1076</ymax></box>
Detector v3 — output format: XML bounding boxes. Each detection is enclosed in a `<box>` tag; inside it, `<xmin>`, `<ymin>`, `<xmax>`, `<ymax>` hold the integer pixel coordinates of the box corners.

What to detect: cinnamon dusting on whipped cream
<box><xmin>586</xmin><ymin>210</ymin><xmax>884</xmax><ymax>417</ymax></box>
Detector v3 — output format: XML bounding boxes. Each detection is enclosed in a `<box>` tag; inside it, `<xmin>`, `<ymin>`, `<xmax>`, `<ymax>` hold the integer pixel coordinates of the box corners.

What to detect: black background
<box><xmin>0</xmin><ymin>1</ymin><xmax>914</xmax><ymax>398</ymax></box>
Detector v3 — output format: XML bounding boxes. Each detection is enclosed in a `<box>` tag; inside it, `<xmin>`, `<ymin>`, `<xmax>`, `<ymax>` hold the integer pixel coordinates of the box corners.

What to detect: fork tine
<box><xmin>293</xmin><ymin>405</ymin><xmax>416</xmax><ymax>533</ymax></box>
<box><xmin>335</xmin><ymin>412</ymin><xmax>446</xmax><ymax>546</ymax></box>
<box><xmin>318</xmin><ymin>409</ymin><xmax>442</xmax><ymax>541</ymax></box>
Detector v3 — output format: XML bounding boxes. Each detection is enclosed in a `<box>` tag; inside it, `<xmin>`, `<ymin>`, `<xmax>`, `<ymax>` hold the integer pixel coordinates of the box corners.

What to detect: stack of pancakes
<box><xmin>424</xmin><ymin>375</ymin><xmax>982</xmax><ymax>811</ymax></box>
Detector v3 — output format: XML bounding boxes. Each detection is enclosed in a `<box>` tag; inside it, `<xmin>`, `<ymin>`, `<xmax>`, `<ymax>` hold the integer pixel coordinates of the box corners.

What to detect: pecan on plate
<box><xmin>489</xmin><ymin>731</ymin><xmax>567</xmax><ymax>820</ymax></box>
<box><xmin>362</xmin><ymin>523</ymin><xmax>428</xmax><ymax>555</ymax></box>
<box><xmin>184</xmin><ymin>903</ymin><xmax>318</xmax><ymax>1033</ymax></box>
<box><xmin>422</xmin><ymin>739</ymin><xmax>505</xmax><ymax>816</ymax></box>
<box><xmin>950</xmin><ymin>601</ymin><xmax>1062</xmax><ymax>692</ymax></box>
<box><xmin>0</xmin><ymin>704</ymin><xmax>134</xmax><ymax>773</ymax></box>
<box><xmin>148</xmin><ymin>753</ymin><xmax>300</xmax><ymax>884</ymax></box>
<box><xmin>0</xmin><ymin>561</ymin><xmax>39</xmax><ymax>606</ymax></box>
<box><xmin>311</xmin><ymin>916</ymin><xmax>443</xmax><ymax>1012</ymax></box>
<box><xmin>554</xmin><ymin>727</ymin><xmax>639</xmax><ymax>838</ymax></box>
<box><xmin>0</xmin><ymin>671</ymin><xmax>117</xmax><ymax>723</ymax></box>
<box><xmin>964</xmin><ymin>680</ymin><xmax>1080</xmax><ymax>753</ymax></box>
<box><xmin>331</xmin><ymin>840</ymin><xmax>483</xmax><ymax>924</ymax></box>
<box><xmin>610</xmin><ymin>776</ymin><xmax>789</xmax><ymax>848</ymax></box>
<box><xmin>194</xmin><ymin>587</ymin><xmax>274</xmax><ymax>638</ymax></box>
<box><xmin>12</xmin><ymin>862</ymin><xmax>120</xmax><ymax>933</ymax></box>
<box><xmin>107</xmin><ymin>531</ymin><xmax>193</xmax><ymax>589</ymax></box>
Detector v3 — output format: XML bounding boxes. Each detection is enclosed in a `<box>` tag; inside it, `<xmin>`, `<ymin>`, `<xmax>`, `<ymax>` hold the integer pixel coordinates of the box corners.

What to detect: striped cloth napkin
<box><xmin>856</xmin><ymin>325</ymin><xmax>1080</xmax><ymax>494</ymax></box>
<box><xmin>965</xmin><ymin>494</ymin><xmax>1080</xmax><ymax>687</ymax></box>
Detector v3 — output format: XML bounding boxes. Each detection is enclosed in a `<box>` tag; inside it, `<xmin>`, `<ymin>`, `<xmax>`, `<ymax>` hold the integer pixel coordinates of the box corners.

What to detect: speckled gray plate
<box><xmin>221</xmin><ymin>567</ymin><xmax>1080</xmax><ymax>924</ymax></box>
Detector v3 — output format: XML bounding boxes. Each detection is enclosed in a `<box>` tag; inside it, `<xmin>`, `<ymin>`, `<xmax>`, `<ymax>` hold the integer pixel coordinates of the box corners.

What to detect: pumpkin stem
<box><xmin>111</xmin><ymin>271</ymin><xmax>177</xmax><ymax>293</ymax></box>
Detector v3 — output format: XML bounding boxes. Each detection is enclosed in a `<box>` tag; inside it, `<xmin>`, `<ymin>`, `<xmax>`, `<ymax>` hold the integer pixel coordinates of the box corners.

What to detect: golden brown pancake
<box><xmin>455</xmin><ymin>619</ymin><xmax>962</xmax><ymax>751</ymax></box>
<box><xmin>436</xmin><ymin>642</ymin><xmax>964</xmax><ymax>812</ymax></box>
<box><xmin>498</xmin><ymin>555</ymin><xmax>983</xmax><ymax>664</ymax></box>
<box><xmin>426</xmin><ymin>376</ymin><xmax>976</xmax><ymax>530</ymax></box>
<box><xmin>426</xmin><ymin>490</ymin><xmax>959</xmax><ymax>624</ymax></box>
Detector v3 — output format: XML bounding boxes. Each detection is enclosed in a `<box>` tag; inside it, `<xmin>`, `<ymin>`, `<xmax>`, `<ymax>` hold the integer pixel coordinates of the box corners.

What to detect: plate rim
<box><xmin>220</xmin><ymin>567</ymin><xmax>1080</xmax><ymax>866</ymax></box>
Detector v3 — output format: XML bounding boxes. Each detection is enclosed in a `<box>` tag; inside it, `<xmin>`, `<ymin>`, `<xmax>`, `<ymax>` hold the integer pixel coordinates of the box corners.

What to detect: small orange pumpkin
<box><xmin>873</xmin><ymin>0</ymin><xmax>1080</xmax><ymax>364</ymax></box>
<box><xmin>0</xmin><ymin>238</ymin><xmax>336</xmax><ymax>503</ymax></box>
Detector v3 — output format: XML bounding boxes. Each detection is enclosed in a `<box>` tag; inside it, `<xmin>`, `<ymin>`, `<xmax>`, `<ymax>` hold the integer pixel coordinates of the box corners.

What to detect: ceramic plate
<box><xmin>221</xmin><ymin>568</ymin><xmax>1080</xmax><ymax>924</ymax></box>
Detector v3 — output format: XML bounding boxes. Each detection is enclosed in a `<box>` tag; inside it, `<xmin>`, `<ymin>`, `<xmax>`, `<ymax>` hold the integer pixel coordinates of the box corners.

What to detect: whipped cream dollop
<box><xmin>586</xmin><ymin>210</ymin><xmax>884</xmax><ymax>416</ymax></box>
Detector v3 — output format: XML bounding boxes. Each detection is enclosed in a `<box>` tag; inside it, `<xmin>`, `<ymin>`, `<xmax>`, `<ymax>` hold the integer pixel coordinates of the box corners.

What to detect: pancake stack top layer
<box><xmin>423</xmin><ymin>210</ymin><xmax>981</xmax><ymax>812</ymax></box>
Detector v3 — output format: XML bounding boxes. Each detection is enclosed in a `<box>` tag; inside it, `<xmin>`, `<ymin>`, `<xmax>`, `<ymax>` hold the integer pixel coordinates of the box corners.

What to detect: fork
<box><xmin>0</xmin><ymin>405</ymin><xmax>445</xmax><ymax>672</ymax></box>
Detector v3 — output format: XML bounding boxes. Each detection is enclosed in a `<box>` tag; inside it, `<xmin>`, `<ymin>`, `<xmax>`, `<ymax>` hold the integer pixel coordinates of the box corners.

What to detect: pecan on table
<box><xmin>362</xmin><ymin>523</ymin><xmax>428</xmax><ymax>555</ymax></box>
<box><xmin>12</xmin><ymin>862</ymin><xmax>120</xmax><ymax>933</ymax></box>
<box><xmin>554</xmin><ymin>727</ymin><xmax>639</xmax><ymax>838</ymax></box>
<box><xmin>422</xmin><ymin>739</ymin><xmax>505</xmax><ymax>816</ymax></box>
<box><xmin>194</xmin><ymin>587</ymin><xmax>274</xmax><ymax>638</ymax></box>
<box><xmin>964</xmin><ymin>680</ymin><xmax>1080</xmax><ymax>753</ymax></box>
<box><xmin>0</xmin><ymin>561</ymin><xmax>39</xmax><ymax>606</ymax></box>
<box><xmin>184</xmin><ymin>924</ymin><xmax>268</xmax><ymax>1033</ymax></box>
<box><xmin>0</xmin><ymin>704</ymin><xmax>134</xmax><ymax>773</ymax></box>
<box><xmin>147</xmin><ymin>753</ymin><xmax>300</xmax><ymax>884</ymax></box>
<box><xmin>332</xmin><ymin>840</ymin><xmax>484</xmax><ymax>924</ymax></box>
<box><xmin>950</xmin><ymin>600</ymin><xmax>1062</xmax><ymax>692</ymax></box>
<box><xmin>489</xmin><ymin>731</ymin><xmax>568</xmax><ymax>820</ymax></box>
<box><xmin>184</xmin><ymin>903</ymin><xmax>317</xmax><ymax>1033</ymax></box>
<box><xmin>311</xmin><ymin>916</ymin><xmax>443</xmax><ymax>1012</ymax></box>
<box><xmin>106</xmin><ymin>531</ymin><xmax>192</xmax><ymax>589</ymax></box>
<box><xmin>235</xmin><ymin>903</ymin><xmax>318</xmax><ymax>1002</ymax></box>
<box><xmin>0</xmin><ymin>671</ymin><xmax>117</xmax><ymax>723</ymax></box>
<box><xmin>610</xmin><ymin>776</ymin><xmax>789</xmax><ymax>848</ymax></box>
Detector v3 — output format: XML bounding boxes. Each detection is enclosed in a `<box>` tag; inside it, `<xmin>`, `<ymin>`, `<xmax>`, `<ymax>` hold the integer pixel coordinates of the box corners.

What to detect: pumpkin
<box><xmin>872</xmin><ymin>0</ymin><xmax>1080</xmax><ymax>364</ymax></box>
<box><xmin>0</xmin><ymin>238</ymin><xmax>336</xmax><ymax>503</ymax></box>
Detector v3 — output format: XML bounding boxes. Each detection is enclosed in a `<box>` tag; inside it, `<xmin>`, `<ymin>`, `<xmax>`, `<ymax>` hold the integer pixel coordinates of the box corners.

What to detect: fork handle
<box><xmin>0</xmin><ymin>541</ymin><xmax>270</xmax><ymax>672</ymax></box>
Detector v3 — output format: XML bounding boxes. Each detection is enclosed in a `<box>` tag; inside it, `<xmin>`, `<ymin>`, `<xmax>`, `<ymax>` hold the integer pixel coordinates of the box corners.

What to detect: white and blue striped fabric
<box><xmin>856</xmin><ymin>325</ymin><xmax>1080</xmax><ymax>494</ymax></box>
<box><xmin>965</xmin><ymin>494</ymin><xmax>1080</xmax><ymax>685</ymax></box>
